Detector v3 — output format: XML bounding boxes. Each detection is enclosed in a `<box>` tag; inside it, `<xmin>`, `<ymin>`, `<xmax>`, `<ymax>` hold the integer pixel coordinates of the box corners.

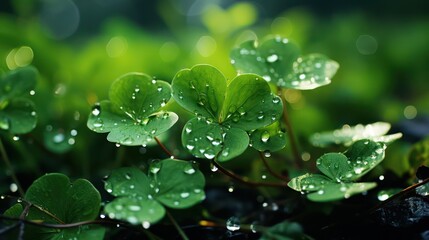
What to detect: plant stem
<box><xmin>258</xmin><ymin>151</ymin><xmax>289</xmax><ymax>181</ymax></box>
<box><xmin>212</xmin><ymin>160</ymin><xmax>288</xmax><ymax>188</ymax></box>
<box><xmin>166</xmin><ymin>211</ymin><xmax>189</xmax><ymax>240</ymax></box>
<box><xmin>155</xmin><ymin>137</ymin><xmax>173</xmax><ymax>157</ymax></box>
<box><xmin>279</xmin><ymin>89</ymin><xmax>302</xmax><ymax>168</ymax></box>
<box><xmin>0</xmin><ymin>138</ymin><xmax>25</xmax><ymax>197</ymax></box>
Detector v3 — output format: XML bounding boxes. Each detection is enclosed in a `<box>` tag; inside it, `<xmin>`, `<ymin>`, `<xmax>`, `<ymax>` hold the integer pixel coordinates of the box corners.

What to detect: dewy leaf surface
<box><xmin>307</xmin><ymin>182</ymin><xmax>377</xmax><ymax>202</ymax></box>
<box><xmin>104</xmin><ymin>159</ymin><xmax>205</xmax><ymax>225</ymax></box>
<box><xmin>230</xmin><ymin>37</ymin><xmax>339</xmax><ymax>90</ymax></box>
<box><xmin>87</xmin><ymin>73</ymin><xmax>178</xmax><ymax>146</ymax></box>
<box><xmin>316</xmin><ymin>153</ymin><xmax>353</xmax><ymax>182</ymax></box>
<box><xmin>172</xmin><ymin>65</ymin><xmax>283</xmax><ymax>161</ymax></box>
<box><xmin>310</xmin><ymin>122</ymin><xmax>402</xmax><ymax>147</ymax></box>
<box><xmin>171</xmin><ymin>64</ymin><xmax>226</xmax><ymax>120</ymax></box>
<box><xmin>0</xmin><ymin>66</ymin><xmax>38</xmax><ymax>134</ymax></box>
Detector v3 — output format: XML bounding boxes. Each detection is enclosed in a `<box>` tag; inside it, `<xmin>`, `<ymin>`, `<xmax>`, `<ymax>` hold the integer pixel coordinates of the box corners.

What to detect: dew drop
<box><xmin>0</xmin><ymin>117</ymin><xmax>10</xmax><ymax>130</ymax></box>
<box><xmin>93</xmin><ymin>119</ymin><xmax>104</xmax><ymax>128</ymax></box>
<box><xmin>9</xmin><ymin>183</ymin><xmax>18</xmax><ymax>192</ymax></box>
<box><xmin>142</xmin><ymin>221</ymin><xmax>151</xmax><ymax>229</ymax></box>
<box><xmin>186</xmin><ymin>144</ymin><xmax>195</xmax><ymax>150</ymax></box>
<box><xmin>128</xmin><ymin>205</ymin><xmax>141</xmax><ymax>211</ymax></box>
<box><xmin>263</xmin><ymin>150</ymin><xmax>271</xmax><ymax>158</ymax></box>
<box><xmin>149</xmin><ymin>160</ymin><xmax>161</xmax><ymax>174</ymax></box>
<box><xmin>29</xmin><ymin>90</ymin><xmax>36</xmax><ymax>95</ymax></box>
<box><xmin>92</xmin><ymin>105</ymin><xmax>101</xmax><ymax>116</ymax></box>
<box><xmin>261</xmin><ymin>131</ymin><xmax>270</xmax><ymax>143</ymax></box>
<box><xmin>180</xmin><ymin>192</ymin><xmax>190</xmax><ymax>198</ymax></box>
<box><xmin>12</xmin><ymin>135</ymin><xmax>19</xmax><ymax>141</ymax></box>
<box><xmin>210</xmin><ymin>163</ymin><xmax>218</xmax><ymax>172</ymax></box>
<box><xmin>266</xmin><ymin>54</ymin><xmax>279</xmax><ymax>63</ymax></box>
<box><xmin>204</xmin><ymin>152</ymin><xmax>215</xmax><ymax>159</ymax></box>
<box><xmin>184</xmin><ymin>164</ymin><xmax>196</xmax><ymax>174</ymax></box>
<box><xmin>226</xmin><ymin>217</ymin><xmax>240</xmax><ymax>231</ymax></box>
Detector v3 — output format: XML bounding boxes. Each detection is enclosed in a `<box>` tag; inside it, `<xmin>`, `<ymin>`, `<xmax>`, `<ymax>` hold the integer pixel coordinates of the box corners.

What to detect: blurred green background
<box><xmin>1</xmin><ymin>0</ymin><xmax>428</xmax><ymax>184</ymax></box>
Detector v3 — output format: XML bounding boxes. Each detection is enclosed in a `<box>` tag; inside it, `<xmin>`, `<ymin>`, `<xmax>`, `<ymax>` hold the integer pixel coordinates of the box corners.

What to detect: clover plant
<box><xmin>1</xmin><ymin>34</ymin><xmax>417</xmax><ymax>240</ymax></box>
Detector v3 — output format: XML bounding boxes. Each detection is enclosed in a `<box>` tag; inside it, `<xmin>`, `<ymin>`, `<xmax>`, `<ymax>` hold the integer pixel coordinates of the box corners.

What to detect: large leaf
<box><xmin>104</xmin><ymin>159</ymin><xmax>205</xmax><ymax>225</ymax></box>
<box><xmin>172</xmin><ymin>65</ymin><xmax>282</xmax><ymax>161</ymax></box>
<box><xmin>3</xmin><ymin>173</ymin><xmax>104</xmax><ymax>240</ymax></box>
<box><xmin>0</xmin><ymin>66</ymin><xmax>38</xmax><ymax>134</ymax></box>
<box><xmin>310</xmin><ymin>122</ymin><xmax>402</xmax><ymax>147</ymax></box>
<box><xmin>87</xmin><ymin>73</ymin><xmax>178</xmax><ymax>146</ymax></box>
<box><xmin>230</xmin><ymin>37</ymin><xmax>339</xmax><ymax>90</ymax></box>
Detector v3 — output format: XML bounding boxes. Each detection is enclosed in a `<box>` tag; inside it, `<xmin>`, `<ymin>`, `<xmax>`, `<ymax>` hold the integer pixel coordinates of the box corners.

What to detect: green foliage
<box><xmin>103</xmin><ymin>159</ymin><xmax>205</xmax><ymax>225</ymax></box>
<box><xmin>310</xmin><ymin>122</ymin><xmax>403</xmax><ymax>147</ymax></box>
<box><xmin>288</xmin><ymin>140</ymin><xmax>387</xmax><ymax>201</ymax></box>
<box><xmin>87</xmin><ymin>72</ymin><xmax>178</xmax><ymax>146</ymax></box>
<box><xmin>4</xmin><ymin>173</ymin><xmax>104</xmax><ymax>240</ymax></box>
<box><xmin>172</xmin><ymin>64</ymin><xmax>283</xmax><ymax>161</ymax></box>
<box><xmin>408</xmin><ymin>137</ymin><xmax>429</xmax><ymax>173</ymax></box>
<box><xmin>230</xmin><ymin>37</ymin><xmax>339</xmax><ymax>89</ymax></box>
<box><xmin>0</xmin><ymin>66</ymin><xmax>37</xmax><ymax>134</ymax></box>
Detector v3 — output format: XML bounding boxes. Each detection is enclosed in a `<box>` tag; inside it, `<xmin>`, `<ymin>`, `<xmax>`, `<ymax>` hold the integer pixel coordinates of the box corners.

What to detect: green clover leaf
<box><xmin>103</xmin><ymin>159</ymin><xmax>205</xmax><ymax>225</ymax></box>
<box><xmin>3</xmin><ymin>173</ymin><xmax>104</xmax><ymax>240</ymax></box>
<box><xmin>87</xmin><ymin>72</ymin><xmax>178</xmax><ymax>146</ymax></box>
<box><xmin>0</xmin><ymin>66</ymin><xmax>38</xmax><ymax>134</ymax></box>
<box><xmin>230</xmin><ymin>37</ymin><xmax>339</xmax><ymax>90</ymax></box>
<box><xmin>171</xmin><ymin>64</ymin><xmax>283</xmax><ymax>161</ymax></box>
<box><xmin>288</xmin><ymin>139</ymin><xmax>386</xmax><ymax>201</ymax></box>
<box><xmin>310</xmin><ymin>121</ymin><xmax>402</xmax><ymax>147</ymax></box>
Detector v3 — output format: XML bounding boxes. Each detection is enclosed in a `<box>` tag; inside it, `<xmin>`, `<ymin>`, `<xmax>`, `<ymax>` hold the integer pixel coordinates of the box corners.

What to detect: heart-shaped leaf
<box><xmin>250</xmin><ymin>122</ymin><xmax>286</xmax><ymax>152</ymax></box>
<box><xmin>172</xmin><ymin>65</ymin><xmax>282</xmax><ymax>161</ymax></box>
<box><xmin>343</xmin><ymin>139</ymin><xmax>386</xmax><ymax>181</ymax></box>
<box><xmin>87</xmin><ymin>73</ymin><xmax>178</xmax><ymax>146</ymax></box>
<box><xmin>104</xmin><ymin>159</ymin><xmax>205</xmax><ymax>225</ymax></box>
<box><xmin>0</xmin><ymin>66</ymin><xmax>37</xmax><ymax>134</ymax></box>
<box><xmin>3</xmin><ymin>173</ymin><xmax>104</xmax><ymax>240</ymax></box>
<box><xmin>310</xmin><ymin>122</ymin><xmax>402</xmax><ymax>147</ymax></box>
<box><xmin>230</xmin><ymin>37</ymin><xmax>339</xmax><ymax>90</ymax></box>
<box><xmin>316</xmin><ymin>153</ymin><xmax>353</xmax><ymax>182</ymax></box>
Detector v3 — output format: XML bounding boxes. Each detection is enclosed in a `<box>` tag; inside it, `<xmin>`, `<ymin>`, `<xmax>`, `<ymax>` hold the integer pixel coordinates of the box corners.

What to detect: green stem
<box><xmin>279</xmin><ymin>89</ymin><xmax>302</xmax><ymax>168</ymax></box>
<box><xmin>0</xmin><ymin>138</ymin><xmax>25</xmax><ymax>197</ymax></box>
<box><xmin>166</xmin><ymin>211</ymin><xmax>189</xmax><ymax>240</ymax></box>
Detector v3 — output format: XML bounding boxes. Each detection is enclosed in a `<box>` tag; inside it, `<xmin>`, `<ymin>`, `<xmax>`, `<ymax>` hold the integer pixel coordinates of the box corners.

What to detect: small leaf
<box><xmin>104</xmin><ymin>159</ymin><xmax>205</xmax><ymax>225</ymax></box>
<box><xmin>307</xmin><ymin>182</ymin><xmax>377</xmax><ymax>202</ymax></box>
<box><xmin>250</xmin><ymin>122</ymin><xmax>286</xmax><ymax>152</ymax></box>
<box><xmin>343</xmin><ymin>139</ymin><xmax>386</xmax><ymax>181</ymax></box>
<box><xmin>230</xmin><ymin>37</ymin><xmax>339</xmax><ymax>90</ymax></box>
<box><xmin>87</xmin><ymin>73</ymin><xmax>178</xmax><ymax>146</ymax></box>
<box><xmin>3</xmin><ymin>173</ymin><xmax>103</xmax><ymax>240</ymax></box>
<box><xmin>316</xmin><ymin>153</ymin><xmax>353</xmax><ymax>182</ymax></box>
<box><xmin>0</xmin><ymin>66</ymin><xmax>38</xmax><ymax>134</ymax></box>
<box><xmin>310</xmin><ymin>122</ymin><xmax>402</xmax><ymax>147</ymax></box>
<box><xmin>0</xmin><ymin>98</ymin><xmax>37</xmax><ymax>134</ymax></box>
<box><xmin>43</xmin><ymin>126</ymin><xmax>75</xmax><ymax>154</ymax></box>
<box><xmin>287</xmin><ymin>173</ymin><xmax>333</xmax><ymax>192</ymax></box>
<box><xmin>0</xmin><ymin>66</ymin><xmax>37</xmax><ymax>101</ymax></box>
<box><xmin>171</xmin><ymin>64</ymin><xmax>226</xmax><ymax>120</ymax></box>
<box><xmin>284</xmin><ymin>54</ymin><xmax>339</xmax><ymax>90</ymax></box>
